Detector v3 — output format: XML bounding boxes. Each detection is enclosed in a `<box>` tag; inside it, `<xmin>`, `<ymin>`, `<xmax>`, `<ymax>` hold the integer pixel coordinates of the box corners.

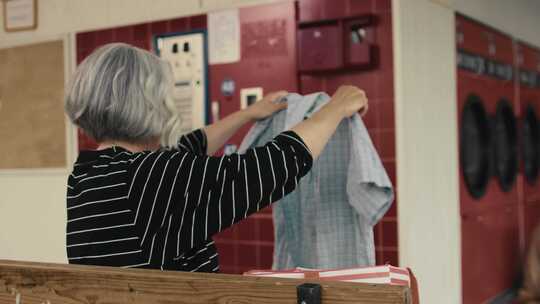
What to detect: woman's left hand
<box><xmin>245</xmin><ymin>91</ymin><xmax>288</xmax><ymax>120</ymax></box>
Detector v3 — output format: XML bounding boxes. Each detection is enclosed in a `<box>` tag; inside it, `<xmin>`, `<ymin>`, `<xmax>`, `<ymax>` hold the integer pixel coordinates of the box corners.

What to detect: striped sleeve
<box><xmin>130</xmin><ymin>130</ymin><xmax>312</xmax><ymax>253</ymax></box>
<box><xmin>177</xmin><ymin>129</ymin><xmax>207</xmax><ymax>155</ymax></box>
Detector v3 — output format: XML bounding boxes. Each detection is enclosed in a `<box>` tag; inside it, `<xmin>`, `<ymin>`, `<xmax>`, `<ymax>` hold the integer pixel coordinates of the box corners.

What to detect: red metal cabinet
<box><xmin>517</xmin><ymin>42</ymin><xmax>540</xmax><ymax>249</ymax></box>
<box><xmin>456</xmin><ymin>14</ymin><xmax>520</xmax><ymax>303</ymax></box>
<box><xmin>518</xmin><ymin>44</ymin><xmax>540</xmax><ymax>201</ymax></box>
<box><xmin>298</xmin><ymin>0</ymin><xmax>348</xmax><ymax>23</ymax></box>
<box><xmin>457</xmin><ymin>15</ymin><xmax>518</xmax><ymax>213</ymax></box>
<box><xmin>298</xmin><ymin>23</ymin><xmax>343</xmax><ymax>72</ymax></box>
<box><xmin>297</xmin><ymin>15</ymin><xmax>376</xmax><ymax>73</ymax></box>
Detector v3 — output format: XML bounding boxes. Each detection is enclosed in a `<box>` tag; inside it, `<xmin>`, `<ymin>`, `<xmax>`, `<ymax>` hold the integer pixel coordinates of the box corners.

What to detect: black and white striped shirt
<box><xmin>66</xmin><ymin>129</ymin><xmax>312</xmax><ymax>272</ymax></box>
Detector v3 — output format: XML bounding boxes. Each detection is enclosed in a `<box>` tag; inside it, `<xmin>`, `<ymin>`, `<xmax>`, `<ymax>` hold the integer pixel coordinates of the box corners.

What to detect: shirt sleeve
<box><xmin>176</xmin><ymin>129</ymin><xmax>207</xmax><ymax>155</ymax></box>
<box><xmin>130</xmin><ymin>130</ymin><xmax>312</xmax><ymax>252</ymax></box>
<box><xmin>347</xmin><ymin>117</ymin><xmax>394</xmax><ymax>226</ymax></box>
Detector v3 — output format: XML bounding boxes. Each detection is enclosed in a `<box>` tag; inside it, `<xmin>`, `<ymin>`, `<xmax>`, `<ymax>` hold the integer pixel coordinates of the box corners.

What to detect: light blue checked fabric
<box><xmin>239</xmin><ymin>92</ymin><xmax>394</xmax><ymax>269</ymax></box>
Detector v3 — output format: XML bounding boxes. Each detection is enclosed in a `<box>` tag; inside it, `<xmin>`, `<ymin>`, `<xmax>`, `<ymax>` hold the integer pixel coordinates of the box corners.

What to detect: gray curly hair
<box><xmin>65</xmin><ymin>43</ymin><xmax>181</xmax><ymax>147</ymax></box>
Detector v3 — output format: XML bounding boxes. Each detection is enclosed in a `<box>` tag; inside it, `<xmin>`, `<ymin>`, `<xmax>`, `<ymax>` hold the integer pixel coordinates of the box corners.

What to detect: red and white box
<box><xmin>244</xmin><ymin>265</ymin><xmax>411</xmax><ymax>287</ymax></box>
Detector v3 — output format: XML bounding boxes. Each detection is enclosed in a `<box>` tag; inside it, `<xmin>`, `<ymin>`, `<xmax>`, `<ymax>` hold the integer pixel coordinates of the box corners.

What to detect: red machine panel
<box><xmin>461</xmin><ymin>205</ymin><xmax>520</xmax><ymax>304</ymax></box>
<box><xmin>524</xmin><ymin>202</ymin><xmax>540</xmax><ymax>249</ymax></box>
<box><xmin>457</xmin><ymin>15</ymin><xmax>518</xmax><ymax>214</ymax></box>
<box><xmin>456</xmin><ymin>15</ymin><xmax>520</xmax><ymax>303</ymax></box>
<box><xmin>517</xmin><ymin>42</ymin><xmax>540</xmax><ymax>248</ymax></box>
<box><xmin>518</xmin><ymin>44</ymin><xmax>540</xmax><ymax>201</ymax></box>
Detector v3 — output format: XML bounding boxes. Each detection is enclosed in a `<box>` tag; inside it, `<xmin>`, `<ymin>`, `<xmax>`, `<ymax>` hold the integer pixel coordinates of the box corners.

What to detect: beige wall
<box><xmin>393</xmin><ymin>0</ymin><xmax>460</xmax><ymax>302</ymax></box>
<box><xmin>0</xmin><ymin>0</ymin><xmax>278</xmax><ymax>45</ymax></box>
<box><xmin>0</xmin><ymin>172</ymin><xmax>69</xmax><ymax>263</ymax></box>
<box><xmin>393</xmin><ymin>0</ymin><xmax>540</xmax><ymax>302</ymax></box>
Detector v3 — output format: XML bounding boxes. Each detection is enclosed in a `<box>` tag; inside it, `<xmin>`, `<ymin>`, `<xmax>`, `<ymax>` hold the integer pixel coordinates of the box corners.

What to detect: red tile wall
<box><xmin>298</xmin><ymin>0</ymin><xmax>397</xmax><ymax>266</ymax></box>
<box><xmin>209</xmin><ymin>2</ymin><xmax>299</xmax><ymax>274</ymax></box>
<box><xmin>75</xmin><ymin>0</ymin><xmax>396</xmax><ymax>273</ymax></box>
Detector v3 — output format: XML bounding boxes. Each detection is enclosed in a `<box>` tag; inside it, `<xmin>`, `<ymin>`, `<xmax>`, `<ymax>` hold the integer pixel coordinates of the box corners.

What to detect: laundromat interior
<box><xmin>1</xmin><ymin>0</ymin><xmax>540</xmax><ymax>303</ymax></box>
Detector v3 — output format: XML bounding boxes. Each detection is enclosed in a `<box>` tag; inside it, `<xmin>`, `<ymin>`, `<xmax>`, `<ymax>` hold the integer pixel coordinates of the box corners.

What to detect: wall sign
<box><xmin>3</xmin><ymin>0</ymin><xmax>37</xmax><ymax>32</ymax></box>
<box><xmin>457</xmin><ymin>49</ymin><xmax>513</xmax><ymax>81</ymax></box>
<box><xmin>519</xmin><ymin>69</ymin><xmax>540</xmax><ymax>88</ymax></box>
<box><xmin>208</xmin><ymin>9</ymin><xmax>240</xmax><ymax>64</ymax></box>
<box><xmin>155</xmin><ymin>30</ymin><xmax>210</xmax><ymax>136</ymax></box>
<box><xmin>241</xmin><ymin>19</ymin><xmax>288</xmax><ymax>59</ymax></box>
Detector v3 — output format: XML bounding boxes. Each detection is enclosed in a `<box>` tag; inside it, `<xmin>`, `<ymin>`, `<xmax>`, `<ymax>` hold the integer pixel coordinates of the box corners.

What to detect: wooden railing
<box><xmin>0</xmin><ymin>260</ymin><xmax>412</xmax><ymax>303</ymax></box>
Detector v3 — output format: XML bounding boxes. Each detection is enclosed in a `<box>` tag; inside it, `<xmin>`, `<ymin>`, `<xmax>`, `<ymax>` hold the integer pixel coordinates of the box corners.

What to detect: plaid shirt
<box><xmin>239</xmin><ymin>93</ymin><xmax>394</xmax><ymax>269</ymax></box>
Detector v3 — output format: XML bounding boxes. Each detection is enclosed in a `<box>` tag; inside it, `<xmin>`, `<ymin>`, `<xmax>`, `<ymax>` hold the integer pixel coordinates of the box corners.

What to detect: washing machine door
<box><xmin>522</xmin><ymin>105</ymin><xmax>540</xmax><ymax>185</ymax></box>
<box><xmin>461</xmin><ymin>94</ymin><xmax>491</xmax><ymax>199</ymax></box>
<box><xmin>494</xmin><ymin>99</ymin><xmax>518</xmax><ymax>191</ymax></box>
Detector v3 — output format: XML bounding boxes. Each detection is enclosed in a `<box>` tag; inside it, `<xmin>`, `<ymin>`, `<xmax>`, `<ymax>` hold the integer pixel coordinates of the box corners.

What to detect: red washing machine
<box><xmin>517</xmin><ymin>42</ymin><xmax>540</xmax><ymax>249</ymax></box>
<box><xmin>456</xmin><ymin>14</ymin><xmax>520</xmax><ymax>303</ymax></box>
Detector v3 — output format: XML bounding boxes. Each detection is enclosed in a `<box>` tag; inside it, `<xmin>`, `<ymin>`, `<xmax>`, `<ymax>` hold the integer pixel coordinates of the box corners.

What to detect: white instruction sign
<box><xmin>156</xmin><ymin>32</ymin><xmax>208</xmax><ymax>134</ymax></box>
<box><xmin>208</xmin><ymin>9</ymin><xmax>240</xmax><ymax>64</ymax></box>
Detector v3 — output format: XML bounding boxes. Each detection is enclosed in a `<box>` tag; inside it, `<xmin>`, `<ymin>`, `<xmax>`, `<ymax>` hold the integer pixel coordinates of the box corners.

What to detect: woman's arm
<box><xmin>189</xmin><ymin>85</ymin><xmax>366</xmax><ymax>245</ymax></box>
<box><xmin>135</xmin><ymin>86</ymin><xmax>368</xmax><ymax>251</ymax></box>
<box><xmin>203</xmin><ymin>91</ymin><xmax>288</xmax><ymax>155</ymax></box>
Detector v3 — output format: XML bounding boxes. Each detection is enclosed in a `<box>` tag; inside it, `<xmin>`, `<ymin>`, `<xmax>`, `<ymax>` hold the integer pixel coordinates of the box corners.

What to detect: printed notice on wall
<box><xmin>5</xmin><ymin>0</ymin><xmax>36</xmax><ymax>31</ymax></box>
<box><xmin>208</xmin><ymin>9</ymin><xmax>240</xmax><ymax>64</ymax></box>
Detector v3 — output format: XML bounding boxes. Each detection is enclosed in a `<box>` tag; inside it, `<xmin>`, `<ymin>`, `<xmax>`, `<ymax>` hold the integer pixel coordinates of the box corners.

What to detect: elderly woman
<box><xmin>64</xmin><ymin>43</ymin><xmax>367</xmax><ymax>272</ymax></box>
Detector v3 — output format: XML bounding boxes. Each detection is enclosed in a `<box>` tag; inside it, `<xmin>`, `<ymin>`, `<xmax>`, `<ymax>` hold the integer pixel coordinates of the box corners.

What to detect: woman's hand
<box><xmin>290</xmin><ymin>85</ymin><xmax>368</xmax><ymax>159</ymax></box>
<box><xmin>244</xmin><ymin>91</ymin><xmax>289</xmax><ymax>121</ymax></box>
<box><xmin>203</xmin><ymin>90</ymin><xmax>288</xmax><ymax>154</ymax></box>
<box><xmin>329</xmin><ymin>85</ymin><xmax>369</xmax><ymax>118</ymax></box>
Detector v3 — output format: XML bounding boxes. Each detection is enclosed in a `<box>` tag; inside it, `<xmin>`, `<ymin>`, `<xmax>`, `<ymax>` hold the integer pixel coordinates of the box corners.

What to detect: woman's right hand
<box><xmin>290</xmin><ymin>85</ymin><xmax>369</xmax><ymax>159</ymax></box>
<box><xmin>329</xmin><ymin>85</ymin><xmax>369</xmax><ymax>118</ymax></box>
